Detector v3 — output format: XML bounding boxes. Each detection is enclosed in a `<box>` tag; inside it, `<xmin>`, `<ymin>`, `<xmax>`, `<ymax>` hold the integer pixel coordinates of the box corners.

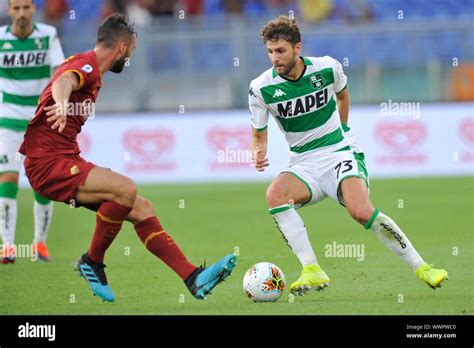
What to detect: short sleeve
<box><xmin>49</xmin><ymin>28</ymin><xmax>65</xmax><ymax>68</ymax></box>
<box><xmin>62</xmin><ymin>55</ymin><xmax>97</xmax><ymax>91</ymax></box>
<box><xmin>330</xmin><ymin>57</ymin><xmax>347</xmax><ymax>93</ymax></box>
<box><xmin>249</xmin><ymin>82</ymin><xmax>269</xmax><ymax>131</ymax></box>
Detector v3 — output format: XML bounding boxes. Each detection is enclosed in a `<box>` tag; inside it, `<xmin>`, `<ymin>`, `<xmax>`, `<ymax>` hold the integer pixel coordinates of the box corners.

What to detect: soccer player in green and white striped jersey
<box><xmin>249</xmin><ymin>16</ymin><xmax>448</xmax><ymax>295</ymax></box>
<box><xmin>0</xmin><ymin>0</ymin><xmax>64</xmax><ymax>263</ymax></box>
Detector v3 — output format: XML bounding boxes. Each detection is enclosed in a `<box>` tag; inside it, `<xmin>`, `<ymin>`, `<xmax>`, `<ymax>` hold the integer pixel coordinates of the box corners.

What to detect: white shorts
<box><xmin>283</xmin><ymin>149</ymin><xmax>369</xmax><ymax>207</ymax></box>
<box><xmin>0</xmin><ymin>128</ymin><xmax>24</xmax><ymax>173</ymax></box>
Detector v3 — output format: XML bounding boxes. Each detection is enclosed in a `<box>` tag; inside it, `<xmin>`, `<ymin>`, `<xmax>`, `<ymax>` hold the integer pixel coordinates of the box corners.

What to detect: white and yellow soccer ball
<box><xmin>243</xmin><ymin>262</ymin><xmax>286</xmax><ymax>302</ymax></box>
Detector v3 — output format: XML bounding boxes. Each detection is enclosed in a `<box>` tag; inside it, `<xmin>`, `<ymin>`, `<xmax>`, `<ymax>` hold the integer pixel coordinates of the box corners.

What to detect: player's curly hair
<box><xmin>260</xmin><ymin>15</ymin><xmax>301</xmax><ymax>45</ymax></box>
<box><xmin>96</xmin><ymin>13</ymin><xmax>136</xmax><ymax>48</ymax></box>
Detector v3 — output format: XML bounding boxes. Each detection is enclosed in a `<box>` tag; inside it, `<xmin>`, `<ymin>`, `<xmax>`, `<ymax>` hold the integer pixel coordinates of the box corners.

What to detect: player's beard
<box><xmin>280</xmin><ymin>54</ymin><xmax>298</xmax><ymax>76</ymax></box>
<box><xmin>16</xmin><ymin>16</ymin><xmax>30</xmax><ymax>30</ymax></box>
<box><xmin>110</xmin><ymin>53</ymin><xmax>128</xmax><ymax>73</ymax></box>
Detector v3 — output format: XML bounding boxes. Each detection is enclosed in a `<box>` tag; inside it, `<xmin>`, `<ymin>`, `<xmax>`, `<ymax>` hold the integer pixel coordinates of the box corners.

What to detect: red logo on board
<box><xmin>374</xmin><ymin>121</ymin><xmax>428</xmax><ymax>164</ymax></box>
<box><xmin>207</xmin><ymin>127</ymin><xmax>253</xmax><ymax>170</ymax></box>
<box><xmin>122</xmin><ymin>129</ymin><xmax>176</xmax><ymax>172</ymax></box>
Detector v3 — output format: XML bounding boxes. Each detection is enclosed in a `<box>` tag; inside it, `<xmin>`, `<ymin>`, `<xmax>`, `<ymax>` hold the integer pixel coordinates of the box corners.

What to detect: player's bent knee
<box><xmin>266</xmin><ymin>185</ymin><xmax>288</xmax><ymax>207</ymax></box>
<box><xmin>139</xmin><ymin>198</ymin><xmax>154</xmax><ymax>216</ymax></box>
<box><xmin>115</xmin><ymin>179</ymin><xmax>137</xmax><ymax>206</ymax></box>
<box><xmin>127</xmin><ymin>197</ymin><xmax>155</xmax><ymax>224</ymax></box>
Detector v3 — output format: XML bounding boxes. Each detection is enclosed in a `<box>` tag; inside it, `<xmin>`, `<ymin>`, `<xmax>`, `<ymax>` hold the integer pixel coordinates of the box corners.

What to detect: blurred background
<box><xmin>1</xmin><ymin>0</ymin><xmax>472</xmax><ymax>112</ymax></box>
<box><xmin>1</xmin><ymin>0</ymin><xmax>473</xmax><ymax>184</ymax></box>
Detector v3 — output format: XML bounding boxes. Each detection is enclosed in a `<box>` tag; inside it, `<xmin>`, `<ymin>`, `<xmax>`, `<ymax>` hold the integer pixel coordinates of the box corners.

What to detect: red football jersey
<box><xmin>20</xmin><ymin>50</ymin><xmax>102</xmax><ymax>158</ymax></box>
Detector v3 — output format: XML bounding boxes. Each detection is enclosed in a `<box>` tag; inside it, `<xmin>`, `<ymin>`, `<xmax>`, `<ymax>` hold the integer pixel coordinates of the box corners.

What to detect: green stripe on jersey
<box><xmin>276</xmin><ymin>97</ymin><xmax>336</xmax><ymax>132</ymax></box>
<box><xmin>260</xmin><ymin>68</ymin><xmax>334</xmax><ymax>104</ymax></box>
<box><xmin>0</xmin><ymin>36</ymin><xmax>49</xmax><ymax>52</ymax></box>
<box><xmin>0</xmin><ymin>117</ymin><xmax>29</xmax><ymax>131</ymax></box>
<box><xmin>2</xmin><ymin>92</ymin><xmax>39</xmax><ymax>106</ymax></box>
<box><xmin>290</xmin><ymin>128</ymin><xmax>344</xmax><ymax>153</ymax></box>
<box><xmin>0</xmin><ymin>65</ymin><xmax>50</xmax><ymax>80</ymax></box>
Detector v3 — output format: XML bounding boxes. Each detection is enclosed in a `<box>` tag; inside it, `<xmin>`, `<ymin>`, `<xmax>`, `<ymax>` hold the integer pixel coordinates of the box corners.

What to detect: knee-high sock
<box><xmin>33</xmin><ymin>191</ymin><xmax>53</xmax><ymax>244</ymax></box>
<box><xmin>135</xmin><ymin>216</ymin><xmax>196</xmax><ymax>280</ymax></box>
<box><xmin>365</xmin><ymin>209</ymin><xmax>425</xmax><ymax>271</ymax></box>
<box><xmin>0</xmin><ymin>182</ymin><xmax>18</xmax><ymax>247</ymax></box>
<box><xmin>270</xmin><ymin>204</ymin><xmax>318</xmax><ymax>267</ymax></box>
<box><xmin>88</xmin><ymin>201</ymin><xmax>133</xmax><ymax>264</ymax></box>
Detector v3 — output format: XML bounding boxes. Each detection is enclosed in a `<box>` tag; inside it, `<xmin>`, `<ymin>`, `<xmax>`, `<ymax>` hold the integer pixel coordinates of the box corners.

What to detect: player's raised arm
<box><xmin>45</xmin><ymin>71</ymin><xmax>80</xmax><ymax>133</ymax></box>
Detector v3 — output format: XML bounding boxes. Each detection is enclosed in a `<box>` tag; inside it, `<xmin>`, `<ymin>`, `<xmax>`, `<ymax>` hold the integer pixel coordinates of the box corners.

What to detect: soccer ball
<box><xmin>243</xmin><ymin>262</ymin><xmax>286</xmax><ymax>302</ymax></box>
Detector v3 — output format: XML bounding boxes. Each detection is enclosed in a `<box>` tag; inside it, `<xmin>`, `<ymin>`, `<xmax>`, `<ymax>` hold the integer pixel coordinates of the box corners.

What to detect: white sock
<box><xmin>0</xmin><ymin>197</ymin><xmax>17</xmax><ymax>246</ymax></box>
<box><xmin>270</xmin><ymin>204</ymin><xmax>318</xmax><ymax>267</ymax></box>
<box><xmin>367</xmin><ymin>209</ymin><xmax>425</xmax><ymax>271</ymax></box>
<box><xmin>33</xmin><ymin>201</ymin><xmax>53</xmax><ymax>244</ymax></box>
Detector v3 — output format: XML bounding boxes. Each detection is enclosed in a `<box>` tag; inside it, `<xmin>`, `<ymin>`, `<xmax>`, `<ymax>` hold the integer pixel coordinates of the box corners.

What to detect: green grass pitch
<box><xmin>1</xmin><ymin>177</ymin><xmax>473</xmax><ymax>315</ymax></box>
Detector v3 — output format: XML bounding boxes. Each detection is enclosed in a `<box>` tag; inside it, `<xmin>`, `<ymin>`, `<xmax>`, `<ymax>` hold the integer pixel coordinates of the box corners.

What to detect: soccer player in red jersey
<box><xmin>19</xmin><ymin>14</ymin><xmax>236</xmax><ymax>302</ymax></box>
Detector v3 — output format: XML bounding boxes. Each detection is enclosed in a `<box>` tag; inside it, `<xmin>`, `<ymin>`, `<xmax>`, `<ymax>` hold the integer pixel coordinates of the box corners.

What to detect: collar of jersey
<box><xmin>6</xmin><ymin>23</ymin><xmax>38</xmax><ymax>35</ymax></box>
<box><xmin>272</xmin><ymin>56</ymin><xmax>313</xmax><ymax>82</ymax></box>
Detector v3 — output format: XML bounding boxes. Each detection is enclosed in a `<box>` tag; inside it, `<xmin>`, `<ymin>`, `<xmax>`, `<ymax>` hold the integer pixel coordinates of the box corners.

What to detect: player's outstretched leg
<box><xmin>341</xmin><ymin>177</ymin><xmax>448</xmax><ymax>289</ymax></box>
<box><xmin>128</xmin><ymin>196</ymin><xmax>237</xmax><ymax>299</ymax></box>
<box><xmin>266</xmin><ymin>173</ymin><xmax>329</xmax><ymax>296</ymax></box>
<box><xmin>32</xmin><ymin>191</ymin><xmax>54</xmax><ymax>261</ymax></box>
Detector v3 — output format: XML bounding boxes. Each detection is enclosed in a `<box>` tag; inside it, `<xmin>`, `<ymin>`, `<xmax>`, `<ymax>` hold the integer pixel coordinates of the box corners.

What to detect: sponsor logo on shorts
<box><xmin>70</xmin><ymin>165</ymin><xmax>79</xmax><ymax>175</ymax></box>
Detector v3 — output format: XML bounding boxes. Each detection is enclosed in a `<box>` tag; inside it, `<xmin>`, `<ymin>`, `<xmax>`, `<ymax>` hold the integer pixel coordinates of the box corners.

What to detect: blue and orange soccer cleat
<box><xmin>185</xmin><ymin>253</ymin><xmax>237</xmax><ymax>299</ymax></box>
<box><xmin>75</xmin><ymin>253</ymin><xmax>115</xmax><ymax>302</ymax></box>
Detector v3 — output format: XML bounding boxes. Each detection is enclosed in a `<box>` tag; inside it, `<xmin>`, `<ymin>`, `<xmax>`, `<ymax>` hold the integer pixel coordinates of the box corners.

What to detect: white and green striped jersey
<box><xmin>0</xmin><ymin>23</ymin><xmax>65</xmax><ymax>132</ymax></box>
<box><xmin>249</xmin><ymin>56</ymin><xmax>349</xmax><ymax>163</ymax></box>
